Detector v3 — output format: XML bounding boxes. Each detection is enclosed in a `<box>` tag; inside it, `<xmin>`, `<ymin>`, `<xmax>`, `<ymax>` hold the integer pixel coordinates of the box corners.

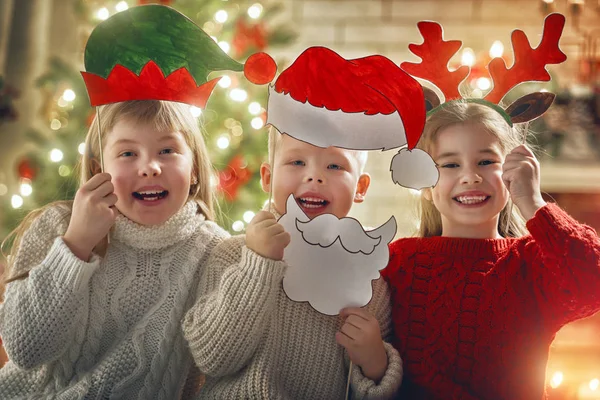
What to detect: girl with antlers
<box><xmin>383</xmin><ymin>13</ymin><xmax>600</xmax><ymax>400</ymax></box>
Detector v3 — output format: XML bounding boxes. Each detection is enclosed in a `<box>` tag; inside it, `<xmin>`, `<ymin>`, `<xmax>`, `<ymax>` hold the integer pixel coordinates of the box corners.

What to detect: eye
<box><xmin>160</xmin><ymin>148</ymin><xmax>175</xmax><ymax>155</ymax></box>
<box><xmin>328</xmin><ymin>163</ymin><xmax>343</xmax><ymax>170</ymax></box>
<box><xmin>479</xmin><ymin>160</ymin><xmax>496</xmax><ymax>166</ymax></box>
<box><xmin>440</xmin><ymin>162</ymin><xmax>459</xmax><ymax>168</ymax></box>
<box><xmin>119</xmin><ymin>151</ymin><xmax>135</xmax><ymax>157</ymax></box>
<box><xmin>291</xmin><ymin>160</ymin><xmax>305</xmax><ymax>166</ymax></box>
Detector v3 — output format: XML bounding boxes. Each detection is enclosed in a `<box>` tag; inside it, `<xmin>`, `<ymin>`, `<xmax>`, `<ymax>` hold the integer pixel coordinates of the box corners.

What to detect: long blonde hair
<box><xmin>1</xmin><ymin>100</ymin><xmax>217</xmax><ymax>295</ymax></box>
<box><xmin>416</xmin><ymin>101</ymin><xmax>528</xmax><ymax>238</ymax></box>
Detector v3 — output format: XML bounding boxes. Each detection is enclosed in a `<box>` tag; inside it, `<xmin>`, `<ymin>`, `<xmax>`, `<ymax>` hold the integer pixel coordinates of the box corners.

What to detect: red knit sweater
<box><xmin>382</xmin><ymin>204</ymin><xmax>600</xmax><ymax>400</ymax></box>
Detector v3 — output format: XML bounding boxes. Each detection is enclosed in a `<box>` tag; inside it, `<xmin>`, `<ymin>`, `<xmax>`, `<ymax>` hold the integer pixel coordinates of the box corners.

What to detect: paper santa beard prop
<box><xmin>266</xmin><ymin>46</ymin><xmax>439</xmax><ymax>190</ymax></box>
<box><xmin>279</xmin><ymin>195</ymin><xmax>397</xmax><ymax>316</ymax></box>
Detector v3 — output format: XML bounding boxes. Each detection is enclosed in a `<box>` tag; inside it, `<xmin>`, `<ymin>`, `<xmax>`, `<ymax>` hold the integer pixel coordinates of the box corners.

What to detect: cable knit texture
<box><xmin>182</xmin><ymin>235</ymin><xmax>402</xmax><ymax>399</ymax></box>
<box><xmin>0</xmin><ymin>201</ymin><xmax>229</xmax><ymax>400</ymax></box>
<box><xmin>382</xmin><ymin>203</ymin><xmax>600</xmax><ymax>400</ymax></box>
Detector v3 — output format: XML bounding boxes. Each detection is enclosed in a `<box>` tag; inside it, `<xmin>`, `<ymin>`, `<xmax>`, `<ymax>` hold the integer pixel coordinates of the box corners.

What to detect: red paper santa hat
<box><xmin>266</xmin><ymin>46</ymin><xmax>439</xmax><ymax>190</ymax></box>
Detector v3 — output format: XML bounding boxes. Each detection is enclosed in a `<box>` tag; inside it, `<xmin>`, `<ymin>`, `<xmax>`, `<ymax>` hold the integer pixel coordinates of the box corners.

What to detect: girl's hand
<box><xmin>63</xmin><ymin>173</ymin><xmax>118</xmax><ymax>261</ymax></box>
<box><xmin>245</xmin><ymin>211</ymin><xmax>291</xmax><ymax>261</ymax></box>
<box><xmin>502</xmin><ymin>145</ymin><xmax>546</xmax><ymax>220</ymax></box>
<box><xmin>336</xmin><ymin>307</ymin><xmax>388</xmax><ymax>382</ymax></box>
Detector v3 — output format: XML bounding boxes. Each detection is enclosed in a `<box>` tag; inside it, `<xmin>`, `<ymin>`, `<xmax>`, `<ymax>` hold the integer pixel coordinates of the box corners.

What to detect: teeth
<box><xmin>139</xmin><ymin>190</ymin><xmax>163</xmax><ymax>195</ymax></box>
<box><xmin>455</xmin><ymin>195</ymin><xmax>487</xmax><ymax>204</ymax></box>
<box><xmin>300</xmin><ymin>197</ymin><xmax>326</xmax><ymax>203</ymax></box>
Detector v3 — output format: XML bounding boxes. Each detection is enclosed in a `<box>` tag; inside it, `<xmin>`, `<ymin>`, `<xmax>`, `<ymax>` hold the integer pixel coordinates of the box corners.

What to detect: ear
<box><xmin>260</xmin><ymin>162</ymin><xmax>272</xmax><ymax>193</ymax></box>
<box><xmin>505</xmin><ymin>92</ymin><xmax>555</xmax><ymax>124</ymax></box>
<box><xmin>354</xmin><ymin>173</ymin><xmax>371</xmax><ymax>203</ymax></box>
<box><xmin>90</xmin><ymin>159</ymin><xmax>102</xmax><ymax>175</ymax></box>
<box><xmin>422</xmin><ymin>187</ymin><xmax>433</xmax><ymax>201</ymax></box>
<box><xmin>423</xmin><ymin>86</ymin><xmax>441</xmax><ymax>112</ymax></box>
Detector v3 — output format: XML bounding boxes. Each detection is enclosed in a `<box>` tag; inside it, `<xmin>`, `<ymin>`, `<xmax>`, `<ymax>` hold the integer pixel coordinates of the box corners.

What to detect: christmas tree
<box><xmin>0</xmin><ymin>0</ymin><xmax>295</xmax><ymax>240</ymax></box>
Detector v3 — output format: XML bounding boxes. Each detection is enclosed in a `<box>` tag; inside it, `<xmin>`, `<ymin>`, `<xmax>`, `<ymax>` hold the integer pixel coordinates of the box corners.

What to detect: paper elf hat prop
<box><xmin>401</xmin><ymin>13</ymin><xmax>567</xmax><ymax>125</ymax></box>
<box><xmin>266</xmin><ymin>46</ymin><xmax>439</xmax><ymax>190</ymax></box>
<box><xmin>81</xmin><ymin>4</ymin><xmax>277</xmax><ymax>108</ymax></box>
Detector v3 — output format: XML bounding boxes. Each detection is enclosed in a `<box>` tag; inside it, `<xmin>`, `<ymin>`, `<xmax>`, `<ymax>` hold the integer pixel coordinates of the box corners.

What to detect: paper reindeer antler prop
<box><xmin>401</xmin><ymin>13</ymin><xmax>567</xmax><ymax>125</ymax></box>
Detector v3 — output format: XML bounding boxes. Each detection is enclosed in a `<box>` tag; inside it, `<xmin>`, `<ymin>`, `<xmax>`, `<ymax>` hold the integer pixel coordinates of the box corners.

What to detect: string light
<box><xmin>243</xmin><ymin>211</ymin><xmax>255</xmax><ymax>223</ymax></box>
<box><xmin>214</xmin><ymin>10</ymin><xmax>228</xmax><ymax>23</ymax></box>
<box><xmin>96</xmin><ymin>7</ymin><xmax>110</xmax><ymax>20</ymax></box>
<box><xmin>550</xmin><ymin>371</ymin><xmax>564</xmax><ymax>389</ymax></box>
<box><xmin>232</xmin><ymin>220</ymin><xmax>244</xmax><ymax>232</ymax></box>
<box><xmin>230</xmin><ymin>89</ymin><xmax>248</xmax><ymax>102</ymax></box>
<box><xmin>590</xmin><ymin>378</ymin><xmax>600</xmax><ymax>391</ymax></box>
<box><xmin>217</xmin><ymin>135</ymin><xmax>230</xmax><ymax>149</ymax></box>
<box><xmin>58</xmin><ymin>165</ymin><xmax>71</xmax><ymax>177</ymax></box>
<box><xmin>62</xmin><ymin>89</ymin><xmax>76</xmax><ymax>102</ymax></box>
<box><xmin>248</xmin><ymin>102</ymin><xmax>262</xmax><ymax>115</ymax></box>
<box><xmin>51</xmin><ymin>119</ymin><xmax>62</xmax><ymax>130</ymax></box>
<box><xmin>218</xmin><ymin>76</ymin><xmax>232</xmax><ymax>88</ymax></box>
<box><xmin>489</xmin><ymin>40</ymin><xmax>504</xmax><ymax>58</ymax></box>
<box><xmin>50</xmin><ymin>148</ymin><xmax>64</xmax><ymax>162</ymax></box>
<box><xmin>461</xmin><ymin>48</ymin><xmax>475</xmax><ymax>67</ymax></box>
<box><xmin>476</xmin><ymin>77</ymin><xmax>491</xmax><ymax>91</ymax></box>
<box><xmin>218</xmin><ymin>41</ymin><xmax>230</xmax><ymax>53</ymax></box>
<box><xmin>115</xmin><ymin>1</ymin><xmax>128</xmax><ymax>12</ymax></box>
<box><xmin>78</xmin><ymin>142</ymin><xmax>86</xmax><ymax>155</ymax></box>
<box><xmin>210</xmin><ymin>175</ymin><xmax>218</xmax><ymax>188</ymax></box>
<box><xmin>251</xmin><ymin>117</ymin><xmax>264</xmax><ymax>129</ymax></box>
<box><xmin>0</xmin><ymin>184</ymin><xmax>7</xmax><ymax>196</ymax></box>
<box><xmin>11</xmin><ymin>194</ymin><xmax>23</xmax><ymax>209</ymax></box>
<box><xmin>190</xmin><ymin>106</ymin><xmax>202</xmax><ymax>118</ymax></box>
<box><xmin>248</xmin><ymin>3</ymin><xmax>263</xmax><ymax>19</ymax></box>
<box><xmin>20</xmin><ymin>180</ymin><xmax>33</xmax><ymax>197</ymax></box>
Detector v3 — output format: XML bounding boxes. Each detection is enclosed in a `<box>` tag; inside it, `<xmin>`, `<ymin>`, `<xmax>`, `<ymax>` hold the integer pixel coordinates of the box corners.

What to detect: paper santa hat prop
<box><xmin>401</xmin><ymin>13</ymin><xmax>567</xmax><ymax>125</ymax></box>
<box><xmin>266</xmin><ymin>46</ymin><xmax>439</xmax><ymax>190</ymax></box>
<box><xmin>81</xmin><ymin>4</ymin><xmax>277</xmax><ymax>108</ymax></box>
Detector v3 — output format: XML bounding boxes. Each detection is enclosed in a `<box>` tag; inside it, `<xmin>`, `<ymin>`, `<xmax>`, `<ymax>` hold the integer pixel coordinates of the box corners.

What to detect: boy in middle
<box><xmin>182</xmin><ymin>46</ymin><xmax>432</xmax><ymax>399</ymax></box>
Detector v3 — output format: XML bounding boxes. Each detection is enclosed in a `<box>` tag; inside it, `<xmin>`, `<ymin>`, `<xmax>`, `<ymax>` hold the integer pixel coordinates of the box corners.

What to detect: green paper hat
<box><xmin>81</xmin><ymin>5</ymin><xmax>276</xmax><ymax>108</ymax></box>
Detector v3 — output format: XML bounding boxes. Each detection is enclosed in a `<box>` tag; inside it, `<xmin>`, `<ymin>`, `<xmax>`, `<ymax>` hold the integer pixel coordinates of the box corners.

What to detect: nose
<box><xmin>139</xmin><ymin>158</ymin><xmax>161</xmax><ymax>177</ymax></box>
<box><xmin>460</xmin><ymin>167</ymin><xmax>482</xmax><ymax>185</ymax></box>
<box><xmin>303</xmin><ymin>170</ymin><xmax>324</xmax><ymax>184</ymax></box>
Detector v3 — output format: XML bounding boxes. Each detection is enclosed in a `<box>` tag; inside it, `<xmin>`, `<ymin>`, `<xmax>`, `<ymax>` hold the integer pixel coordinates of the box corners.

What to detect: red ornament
<box><xmin>233</xmin><ymin>19</ymin><xmax>268</xmax><ymax>58</ymax></box>
<box><xmin>218</xmin><ymin>154</ymin><xmax>252</xmax><ymax>201</ymax></box>
<box><xmin>17</xmin><ymin>158</ymin><xmax>38</xmax><ymax>180</ymax></box>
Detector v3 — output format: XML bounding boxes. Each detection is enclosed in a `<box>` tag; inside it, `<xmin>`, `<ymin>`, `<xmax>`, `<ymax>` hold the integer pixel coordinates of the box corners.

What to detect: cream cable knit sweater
<box><xmin>183</xmin><ymin>235</ymin><xmax>402</xmax><ymax>399</ymax></box>
<box><xmin>0</xmin><ymin>201</ymin><xmax>228</xmax><ymax>400</ymax></box>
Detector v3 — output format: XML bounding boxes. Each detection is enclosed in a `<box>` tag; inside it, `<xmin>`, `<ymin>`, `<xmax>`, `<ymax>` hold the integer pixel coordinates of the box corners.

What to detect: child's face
<box><xmin>102</xmin><ymin>118</ymin><xmax>195</xmax><ymax>226</ymax></box>
<box><xmin>425</xmin><ymin>123</ymin><xmax>509</xmax><ymax>238</ymax></box>
<box><xmin>261</xmin><ymin>134</ymin><xmax>370</xmax><ymax>219</ymax></box>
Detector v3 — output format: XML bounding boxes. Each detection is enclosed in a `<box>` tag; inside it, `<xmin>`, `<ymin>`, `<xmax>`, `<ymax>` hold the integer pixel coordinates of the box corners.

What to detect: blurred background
<box><xmin>0</xmin><ymin>0</ymin><xmax>598</xmax><ymax>398</ymax></box>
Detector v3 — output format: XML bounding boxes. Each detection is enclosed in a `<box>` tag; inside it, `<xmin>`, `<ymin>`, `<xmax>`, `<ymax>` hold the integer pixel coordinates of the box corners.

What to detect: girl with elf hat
<box><xmin>382</xmin><ymin>13</ymin><xmax>600</xmax><ymax>400</ymax></box>
<box><xmin>0</xmin><ymin>5</ymin><xmax>275</xmax><ymax>399</ymax></box>
<box><xmin>182</xmin><ymin>46</ymin><xmax>435</xmax><ymax>399</ymax></box>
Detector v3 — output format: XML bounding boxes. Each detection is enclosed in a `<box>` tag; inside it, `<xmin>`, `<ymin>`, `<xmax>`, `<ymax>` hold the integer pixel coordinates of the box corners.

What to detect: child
<box><xmin>0</xmin><ymin>100</ymin><xmax>229</xmax><ymax>398</ymax></box>
<box><xmin>382</xmin><ymin>101</ymin><xmax>600</xmax><ymax>399</ymax></box>
<box><xmin>182</xmin><ymin>128</ymin><xmax>403</xmax><ymax>399</ymax></box>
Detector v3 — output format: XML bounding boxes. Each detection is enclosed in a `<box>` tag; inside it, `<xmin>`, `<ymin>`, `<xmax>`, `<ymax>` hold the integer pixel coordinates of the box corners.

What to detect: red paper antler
<box><xmin>401</xmin><ymin>21</ymin><xmax>470</xmax><ymax>102</ymax></box>
<box><xmin>484</xmin><ymin>13</ymin><xmax>566</xmax><ymax>103</ymax></box>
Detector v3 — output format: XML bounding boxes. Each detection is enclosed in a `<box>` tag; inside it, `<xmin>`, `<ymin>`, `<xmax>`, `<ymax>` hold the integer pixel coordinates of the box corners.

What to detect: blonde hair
<box><xmin>1</xmin><ymin>100</ymin><xmax>217</xmax><ymax>295</ymax></box>
<box><xmin>416</xmin><ymin>101</ymin><xmax>528</xmax><ymax>238</ymax></box>
<box><xmin>267</xmin><ymin>126</ymin><xmax>368</xmax><ymax>172</ymax></box>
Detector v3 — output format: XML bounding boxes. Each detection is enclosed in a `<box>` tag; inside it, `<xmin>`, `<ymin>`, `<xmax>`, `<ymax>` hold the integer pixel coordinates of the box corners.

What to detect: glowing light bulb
<box><xmin>50</xmin><ymin>149</ymin><xmax>64</xmax><ymax>162</ymax></box>
<box><xmin>489</xmin><ymin>40</ymin><xmax>504</xmax><ymax>58</ymax></box>
<box><xmin>78</xmin><ymin>142</ymin><xmax>86</xmax><ymax>155</ymax></box>
<box><xmin>232</xmin><ymin>220</ymin><xmax>244</xmax><ymax>232</ymax></box>
<box><xmin>218</xmin><ymin>76</ymin><xmax>232</xmax><ymax>88</ymax></box>
<box><xmin>190</xmin><ymin>106</ymin><xmax>202</xmax><ymax>118</ymax></box>
<box><xmin>243</xmin><ymin>211</ymin><xmax>255</xmax><ymax>223</ymax></box>
<box><xmin>11</xmin><ymin>194</ymin><xmax>23</xmax><ymax>209</ymax></box>
<box><xmin>590</xmin><ymin>378</ymin><xmax>600</xmax><ymax>391</ymax></box>
<box><xmin>62</xmin><ymin>89</ymin><xmax>76</xmax><ymax>102</ymax></box>
<box><xmin>461</xmin><ymin>48</ymin><xmax>475</xmax><ymax>67</ymax></box>
<box><xmin>215</xmin><ymin>10</ymin><xmax>228</xmax><ymax>23</ymax></box>
<box><xmin>476</xmin><ymin>77</ymin><xmax>491</xmax><ymax>91</ymax></box>
<box><xmin>251</xmin><ymin>117</ymin><xmax>264</xmax><ymax>129</ymax></box>
<box><xmin>230</xmin><ymin>89</ymin><xmax>248</xmax><ymax>102</ymax></box>
<box><xmin>115</xmin><ymin>1</ymin><xmax>128</xmax><ymax>12</ymax></box>
<box><xmin>97</xmin><ymin>7</ymin><xmax>110</xmax><ymax>20</ymax></box>
<box><xmin>217</xmin><ymin>135</ymin><xmax>230</xmax><ymax>149</ymax></box>
<box><xmin>248</xmin><ymin>3</ymin><xmax>263</xmax><ymax>19</ymax></box>
<box><xmin>218</xmin><ymin>41</ymin><xmax>230</xmax><ymax>53</ymax></box>
<box><xmin>550</xmin><ymin>371</ymin><xmax>563</xmax><ymax>389</ymax></box>
<box><xmin>20</xmin><ymin>182</ymin><xmax>32</xmax><ymax>197</ymax></box>
<box><xmin>248</xmin><ymin>102</ymin><xmax>262</xmax><ymax>115</ymax></box>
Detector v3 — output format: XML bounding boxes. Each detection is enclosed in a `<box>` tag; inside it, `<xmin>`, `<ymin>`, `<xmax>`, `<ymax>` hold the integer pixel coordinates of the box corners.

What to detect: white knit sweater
<box><xmin>183</xmin><ymin>235</ymin><xmax>402</xmax><ymax>400</ymax></box>
<box><xmin>0</xmin><ymin>201</ymin><xmax>228</xmax><ymax>399</ymax></box>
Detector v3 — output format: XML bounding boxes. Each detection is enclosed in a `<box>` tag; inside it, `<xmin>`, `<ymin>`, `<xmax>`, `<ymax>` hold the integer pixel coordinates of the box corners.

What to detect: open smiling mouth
<box><xmin>297</xmin><ymin>197</ymin><xmax>329</xmax><ymax>209</ymax></box>
<box><xmin>453</xmin><ymin>195</ymin><xmax>490</xmax><ymax>205</ymax></box>
<box><xmin>133</xmin><ymin>190</ymin><xmax>169</xmax><ymax>201</ymax></box>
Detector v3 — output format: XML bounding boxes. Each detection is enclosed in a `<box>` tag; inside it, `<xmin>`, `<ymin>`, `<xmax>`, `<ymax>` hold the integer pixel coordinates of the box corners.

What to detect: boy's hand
<box><xmin>63</xmin><ymin>173</ymin><xmax>118</xmax><ymax>261</ymax></box>
<box><xmin>502</xmin><ymin>145</ymin><xmax>546</xmax><ymax>220</ymax></box>
<box><xmin>336</xmin><ymin>307</ymin><xmax>388</xmax><ymax>382</ymax></box>
<box><xmin>245</xmin><ymin>211</ymin><xmax>291</xmax><ymax>261</ymax></box>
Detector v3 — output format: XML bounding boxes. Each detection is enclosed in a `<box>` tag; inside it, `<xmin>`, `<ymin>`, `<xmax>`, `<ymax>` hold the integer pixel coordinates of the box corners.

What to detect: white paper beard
<box><xmin>279</xmin><ymin>194</ymin><xmax>397</xmax><ymax>315</ymax></box>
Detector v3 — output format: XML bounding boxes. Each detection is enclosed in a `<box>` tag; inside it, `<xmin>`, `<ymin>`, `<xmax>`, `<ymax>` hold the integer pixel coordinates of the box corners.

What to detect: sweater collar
<box><xmin>419</xmin><ymin>235</ymin><xmax>516</xmax><ymax>256</ymax></box>
<box><xmin>111</xmin><ymin>201</ymin><xmax>205</xmax><ymax>250</ymax></box>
